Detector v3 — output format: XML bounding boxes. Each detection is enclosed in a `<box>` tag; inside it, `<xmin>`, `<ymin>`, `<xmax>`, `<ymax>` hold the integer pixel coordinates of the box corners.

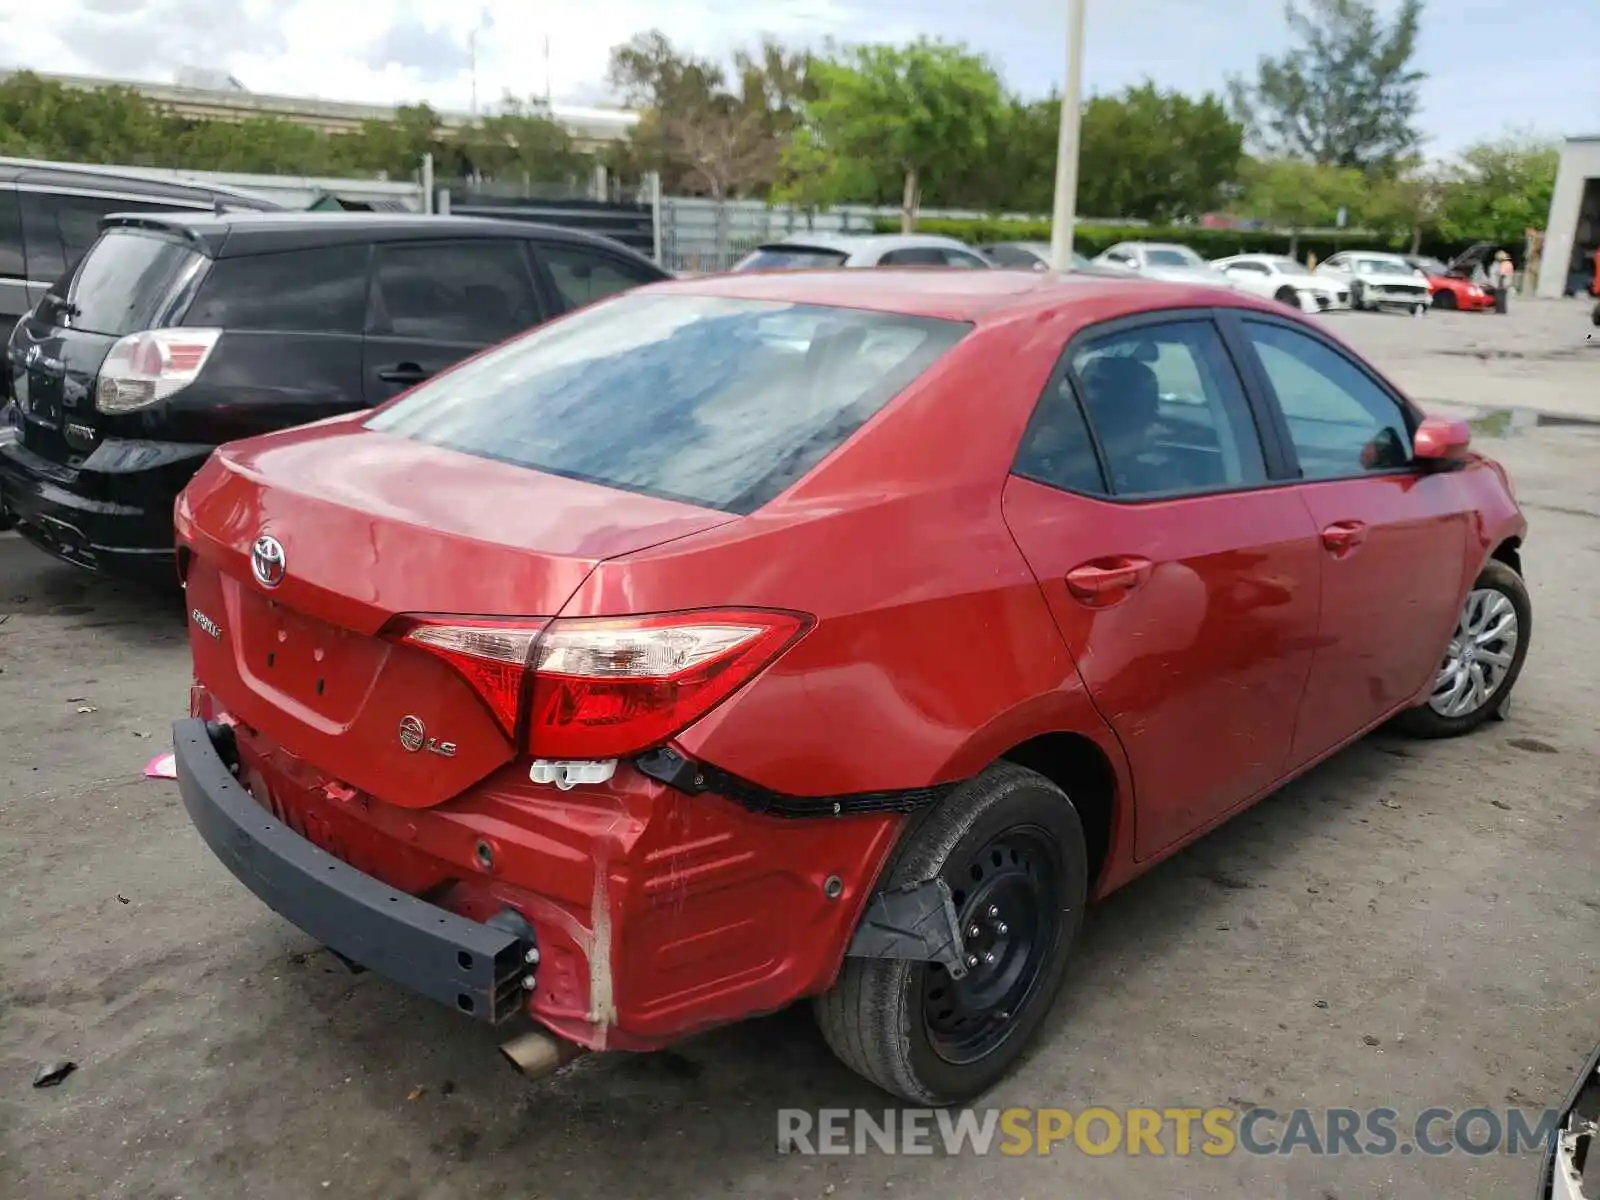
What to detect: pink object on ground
<box><xmin>144</xmin><ymin>752</ymin><xmax>177</xmax><ymax>780</ymax></box>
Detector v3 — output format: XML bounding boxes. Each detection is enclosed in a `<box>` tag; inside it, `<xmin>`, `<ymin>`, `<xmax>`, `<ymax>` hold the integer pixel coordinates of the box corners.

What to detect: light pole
<box><xmin>1049</xmin><ymin>0</ymin><xmax>1087</xmax><ymax>272</ymax></box>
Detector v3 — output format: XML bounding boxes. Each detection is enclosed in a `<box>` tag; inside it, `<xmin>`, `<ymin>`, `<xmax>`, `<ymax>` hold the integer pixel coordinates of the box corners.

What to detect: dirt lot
<box><xmin>2</xmin><ymin>299</ymin><xmax>1598</xmax><ymax>1199</ymax></box>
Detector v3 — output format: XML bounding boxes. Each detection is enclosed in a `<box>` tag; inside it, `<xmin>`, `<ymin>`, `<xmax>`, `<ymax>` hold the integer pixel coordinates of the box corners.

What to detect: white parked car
<box><xmin>731</xmin><ymin>234</ymin><xmax>993</xmax><ymax>271</ymax></box>
<box><xmin>1315</xmin><ymin>251</ymin><xmax>1432</xmax><ymax>314</ymax></box>
<box><xmin>1211</xmin><ymin>254</ymin><xmax>1352</xmax><ymax>313</ymax></box>
<box><xmin>1092</xmin><ymin>241</ymin><xmax>1238</xmax><ymax>288</ymax></box>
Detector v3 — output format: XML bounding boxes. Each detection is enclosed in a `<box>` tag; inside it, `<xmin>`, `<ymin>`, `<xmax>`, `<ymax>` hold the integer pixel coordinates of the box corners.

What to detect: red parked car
<box><xmin>1405</xmin><ymin>244</ymin><xmax>1496</xmax><ymax>311</ymax></box>
<box><xmin>171</xmin><ymin>270</ymin><xmax>1530</xmax><ymax>1104</ymax></box>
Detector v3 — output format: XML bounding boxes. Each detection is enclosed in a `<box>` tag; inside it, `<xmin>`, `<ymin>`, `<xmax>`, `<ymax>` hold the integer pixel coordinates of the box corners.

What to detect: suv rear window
<box><xmin>734</xmin><ymin>246</ymin><xmax>850</xmax><ymax>272</ymax></box>
<box><xmin>59</xmin><ymin>229</ymin><xmax>201</xmax><ymax>336</ymax></box>
<box><xmin>366</xmin><ymin>293</ymin><xmax>968</xmax><ymax>514</ymax></box>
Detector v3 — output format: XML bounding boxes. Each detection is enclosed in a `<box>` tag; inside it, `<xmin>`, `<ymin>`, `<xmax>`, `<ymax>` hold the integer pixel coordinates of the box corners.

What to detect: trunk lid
<box><xmin>180</xmin><ymin>420</ymin><xmax>737</xmax><ymax>808</ymax></box>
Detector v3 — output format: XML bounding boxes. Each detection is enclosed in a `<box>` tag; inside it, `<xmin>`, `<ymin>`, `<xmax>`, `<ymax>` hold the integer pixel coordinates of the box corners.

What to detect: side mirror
<box><xmin>1412</xmin><ymin>416</ymin><xmax>1472</xmax><ymax>465</ymax></box>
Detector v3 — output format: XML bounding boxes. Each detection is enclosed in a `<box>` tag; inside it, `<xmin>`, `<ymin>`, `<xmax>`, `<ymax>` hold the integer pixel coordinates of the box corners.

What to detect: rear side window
<box><xmin>985</xmin><ymin>245</ymin><xmax>1043</xmax><ymax>269</ymax></box>
<box><xmin>61</xmin><ymin>230</ymin><xmax>202</xmax><ymax>337</ymax></box>
<box><xmin>879</xmin><ymin>248</ymin><xmax>947</xmax><ymax>267</ymax></box>
<box><xmin>185</xmin><ymin>246</ymin><xmax>368</xmax><ymax>334</ymax></box>
<box><xmin>537</xmin><ymin>242</ymin><xmax>659</xmax><ymax>309</ymax></box>
<box><xmin>366</xmin><ymin>293</ymin><xmax>969</xmax><ymax>514</ymax></box>
<box><xmin>369</xmin><ymin>239</ymin><xmax>541</xmax><ymax>344</ymax></box>
<box><xmin>0</xmin><ymin>189</ymin><xmax>23</xmax><ymax>278</ymax></box>
<box><xmin>733</xmin><ymin>246</ymin><xmax>849</xmax><ymax>272</ymax></box>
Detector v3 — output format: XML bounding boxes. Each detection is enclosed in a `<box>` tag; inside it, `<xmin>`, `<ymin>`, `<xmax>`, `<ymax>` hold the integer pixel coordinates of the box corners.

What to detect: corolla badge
<box><xmin>398</xmin><ymin>715</ymin><xmax>457</xmax><ymax>758</ymax></box>
<box><xmin>250</xmin><ymin>534</ymin><xmax>286</xmax><ymax>588</ymax></box>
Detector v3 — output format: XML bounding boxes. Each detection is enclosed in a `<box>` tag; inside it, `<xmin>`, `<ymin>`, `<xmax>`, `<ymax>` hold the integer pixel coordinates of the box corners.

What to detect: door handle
<box><xmin>1065</xmin><ymin>556</ymin><xmax>1153</xmax><ymax>604</ymax></box>
<box><xmin>377</xmin><ymin>363</ymin><xmax>429</xmax><ymax>385</ymax></box>
<box><xmin>1320</xmin><ymin>520</ymin><xmax>1368</xmax><ymax>554</ymax></box>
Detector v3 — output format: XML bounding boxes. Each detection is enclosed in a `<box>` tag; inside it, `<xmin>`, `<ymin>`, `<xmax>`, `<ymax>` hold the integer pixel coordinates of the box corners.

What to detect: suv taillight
<box><xmin>388</xmin><ymin>609</ymin><xmax>812</xmax><ymax>760</ymax></box>
<box><xmin>96</xmin><ymin>328</ymin><xmax>222</xmax><ymax>414</ymax></box>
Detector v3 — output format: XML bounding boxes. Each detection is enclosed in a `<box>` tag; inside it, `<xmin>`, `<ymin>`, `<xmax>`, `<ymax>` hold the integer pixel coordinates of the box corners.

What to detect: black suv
<box><xmin>0</xmin><ymin>211</ymin><xmax>671</xmax><ymax>579</ymax></box>
<box><xmin>1</xmin><ymin>159</ymin><xmax>282</xmax><ymax>338</ymax></box>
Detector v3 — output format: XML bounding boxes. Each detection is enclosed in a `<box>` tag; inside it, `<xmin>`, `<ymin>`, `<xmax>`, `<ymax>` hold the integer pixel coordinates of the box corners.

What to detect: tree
<box><xmin>1076</xmin><ymin>83</ymin><xmax>1244</xmax><ymax>222</ymax></box>
<box><xmin>1239</xmin><ymin>158</ymin><xmax>1367</xmax><ymax>256</ymax></box>
<box><xmin>1365</xmin><ymin>158</ymin><xmax>1450</xmax><ymax>252</ymax></box>
<box><xmin>605</xmin><ymin>31</ymin><xmax>808</xmax><ymax>198</ymax></box>
<box><xmin>1436</xmin><ymin>136</ymin><xmax>1560</xmax><ymax>246</ymax></box>
<box><xmin>805</xmin><ymin>39</ymin><xmax>1005</xmax><ymax>231</ymax></box>
<box><xmin>1228</xmin><ymin>0</ymin><xmax>1426</xmax><ymax>174</ymax></box>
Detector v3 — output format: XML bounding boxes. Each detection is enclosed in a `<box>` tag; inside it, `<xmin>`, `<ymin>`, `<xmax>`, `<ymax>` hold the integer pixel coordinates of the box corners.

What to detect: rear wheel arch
<box><xmin>1490</xmin><ymin>536</ymin><xmax>1523</xmax><ymax>579</ymax></box>
<box><xmin>998</xmin><ymin>731</ymin><xmax>1118</xmax><ymax>890</ymax></box>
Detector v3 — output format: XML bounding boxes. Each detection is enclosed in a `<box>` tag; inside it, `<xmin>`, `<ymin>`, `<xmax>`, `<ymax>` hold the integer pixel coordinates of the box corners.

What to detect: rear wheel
<box><xmin>1394</xmin><ymin>559</ymin><xmax>1530</xmax><ymax>738</ymax></box>
<box><xmin>1433</xmin><ymin>289</ymin><xmax>1458</xmax><ymax>311</ymax></box>
<box><xmin>816</xmin><ymin>763</ymin><xmax>1087</xmax><ymax>1104</ymax></box>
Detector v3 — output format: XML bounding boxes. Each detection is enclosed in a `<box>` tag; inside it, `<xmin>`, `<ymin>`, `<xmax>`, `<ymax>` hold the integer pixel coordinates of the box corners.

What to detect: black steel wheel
<box><xmin>921</xmin><ymin>826</ymin><xmax>1062</xmax><ymax>1065</ymax></box>
<box><xmin>816</xmin><ymin>763</ymin><xmax>1088</xmax><ymax>1104</ymax></box>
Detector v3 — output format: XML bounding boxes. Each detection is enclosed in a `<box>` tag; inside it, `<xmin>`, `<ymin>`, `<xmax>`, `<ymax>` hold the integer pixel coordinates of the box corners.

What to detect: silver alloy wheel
<box><xmin>1428</xmin><ymin>587</ymin><xmax>1519</xmax><ymax>718</ymax></box>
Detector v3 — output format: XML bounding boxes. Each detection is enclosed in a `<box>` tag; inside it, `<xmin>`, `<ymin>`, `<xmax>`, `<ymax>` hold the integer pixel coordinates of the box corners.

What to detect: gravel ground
<box><xmin>1</xmin><ymin>299</ymin><xmax>1597</xmax><ymax>1200</ymax></box>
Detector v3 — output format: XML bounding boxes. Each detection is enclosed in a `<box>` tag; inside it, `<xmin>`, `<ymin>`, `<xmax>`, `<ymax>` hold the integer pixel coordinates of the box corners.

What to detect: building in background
<box><xmin>1538</xmin><ymin>135</ymin><xmax>1600</xmax><ymax>298</ymax></box>
<box><xmin>0</xmin><ymin>69</ymin><xmax>639</xmax><ymax>154</ymax></box>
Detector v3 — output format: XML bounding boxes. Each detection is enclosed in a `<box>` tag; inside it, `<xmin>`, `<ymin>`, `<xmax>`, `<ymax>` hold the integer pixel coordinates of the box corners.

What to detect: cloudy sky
<box><xmin>1</xmin><ymin>0</ymin><xmax>1595</xmax><ymax>155</ymax></box>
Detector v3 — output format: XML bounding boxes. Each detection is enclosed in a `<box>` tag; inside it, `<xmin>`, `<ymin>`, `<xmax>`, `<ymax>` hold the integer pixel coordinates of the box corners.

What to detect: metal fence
<box><xmin>655</xmin><ymin>197</ymin><xmax>1147</xmax><ymax>273</ymax></box>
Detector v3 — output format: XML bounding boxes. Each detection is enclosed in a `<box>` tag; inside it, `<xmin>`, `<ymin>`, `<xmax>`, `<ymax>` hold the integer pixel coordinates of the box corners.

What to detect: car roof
<box><xmin>0</xmin><ymin>157</ymin><xmax>282</xmax><ymax>209</ymax></box>
<box><xmin>754</xmin><ymin>233</ymin><xmax>975</xmax><ymax>255</ymax></box>
<box><xmin>655</xmin><ymin>266</ymin><xmax>1269</xmax><ymax>324</ymax></box>
<box><xmin>98</xmin><ymin>210</ymin><xmax>659</xmax><ymax>263</ymax></box>
<box><xmin>1345</xmin><ymin>250</ymin><xmax>1409</xmax><ymax>261</ymax></box>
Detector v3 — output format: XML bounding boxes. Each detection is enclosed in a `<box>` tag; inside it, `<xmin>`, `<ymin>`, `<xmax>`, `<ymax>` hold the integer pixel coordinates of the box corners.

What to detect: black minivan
<box><xmin>0</xmin><ymin>211</ymin><xmax>670</xmax><ymax>580</ymax></box>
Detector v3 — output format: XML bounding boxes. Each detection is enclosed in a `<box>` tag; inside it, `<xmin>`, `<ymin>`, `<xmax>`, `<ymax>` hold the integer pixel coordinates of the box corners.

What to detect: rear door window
<box><xmin>369</xmin><ymin>239</ymin><xmax>542</xmax><ymax>345</ymax></box>
<box><xmin>535</xmin><ymin>242</ymin><xmax>660</xmax><ymax>310</ymax></box>
<box><xmin>879</xmin><ymin>247</ymin><xmax>948</xmax><ymax>267</ymax></box>
<box><xmin>185</xmin><ymin>246</ymin><xmax>369</xmax><ymax>333</ymax></box>
<box><xmin>366</xmin><ymin>293</ymin><xmax>969</xmax><ymax>514</ymax></box>
<box><xmin>59</xmin><ymin>229</ymin><xmax>204</xmax><ymax>336</ymax></box>
<box><xmin>941</xmin><ymin>249</ymin><xmax>990</xmax><ymax>269</ymax></box>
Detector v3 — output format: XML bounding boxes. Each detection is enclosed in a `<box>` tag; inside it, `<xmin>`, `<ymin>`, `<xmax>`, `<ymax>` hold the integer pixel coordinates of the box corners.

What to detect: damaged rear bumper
<box><xmin>172</xmin><ymin>717</ymin><xmax>537</xmax><ymax>1024</ymax></box>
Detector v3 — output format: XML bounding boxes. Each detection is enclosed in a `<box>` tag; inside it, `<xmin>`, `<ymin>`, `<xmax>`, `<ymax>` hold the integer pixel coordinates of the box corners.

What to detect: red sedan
<box><xmin>171</xmin><ymin>270</ymin><xmax>1530</xmax><ymax>1104</ymax></box>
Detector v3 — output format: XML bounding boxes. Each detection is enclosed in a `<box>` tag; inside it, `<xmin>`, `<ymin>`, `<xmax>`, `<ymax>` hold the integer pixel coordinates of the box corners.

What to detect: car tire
<box><xmin>815</xmin><ymin>762</ymin><xmax>1088</xmax><ymax>1105</ymax></box>
<box><xmin>1591</xmin><ymin>301</ymin><xmax>1599</xmax><ymax>327</ymax></box>
<box><xmin>1393</xmin><ymin>559</ymin><xmax>1531</xmax><ymax>739</ymax></box>
<box><xmin>1433</xmin><ymin>290</ymin><xmax>1457</xmax><ymax>311</ymax></box>
<box><xmin>1274</xmin><ymin>285</ymin><xmax>1301</xmax><ymax>308</ymax></box>
<box><xmin>1350</xmin><ymin>284</ymin><xmax>1366</xmax><ymax>311</ymax></box>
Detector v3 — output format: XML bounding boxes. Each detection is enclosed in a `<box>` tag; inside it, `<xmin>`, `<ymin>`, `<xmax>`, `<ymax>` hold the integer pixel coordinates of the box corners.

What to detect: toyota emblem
<box><xmin>250</xmin><ymin>534</ymin><xmax>286</xmax><ymax>588</ymax></box>
<box><xmin>398</xmin><ymin>715</ymin><xmax>426</xmax><ymax>753</ymax></box>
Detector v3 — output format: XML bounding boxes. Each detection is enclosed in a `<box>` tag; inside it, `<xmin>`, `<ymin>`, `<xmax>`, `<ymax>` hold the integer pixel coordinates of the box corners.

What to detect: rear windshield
<box><xmin>734</xmin><ymin>246</ymin><xmax>851</xmax><ymax>272</ymax></box>
<box><xmin>59</xmin><ymin>229</ymin><xmax>201</xmax><ymax>336</ymax></box>
<box><xmin>365</xmin><ymin>293</ymin><xmax>969</xmax><ymax>514</ymax></box>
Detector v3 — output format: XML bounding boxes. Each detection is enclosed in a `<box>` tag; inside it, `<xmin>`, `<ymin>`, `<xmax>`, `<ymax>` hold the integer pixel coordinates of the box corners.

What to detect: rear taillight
<box><xmin>389</xmin><ymin>609</ymin><xmax>811</xmax><ymax>760</ymax></box>
<box><xmin>96</xmin><ymin>328</ymin><xmax>222</xmax><ymax>414</ymax></box>
<box><xmin>394</xmin><ymin>619</ymin><xmax>548</xmax><ymax>740</ymax></box>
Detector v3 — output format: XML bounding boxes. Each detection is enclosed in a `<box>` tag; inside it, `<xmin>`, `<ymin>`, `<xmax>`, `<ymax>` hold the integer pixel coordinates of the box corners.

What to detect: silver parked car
<box><xmin>1092</xmin><ymin>241</ymin><xmax>1238</xmax><ymax>288</ymax></box>
<box><xmin>731</xmin><ymin>234</ymin><xmax>993</xmax><ymax>272</ymax></box>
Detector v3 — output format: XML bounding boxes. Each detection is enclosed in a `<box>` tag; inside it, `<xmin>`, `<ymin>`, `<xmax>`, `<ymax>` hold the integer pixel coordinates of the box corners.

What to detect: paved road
<box><xmin>2</xmin><ymin>306</ymin><xmax>1598</xmax><ymax>1199</ymax></box>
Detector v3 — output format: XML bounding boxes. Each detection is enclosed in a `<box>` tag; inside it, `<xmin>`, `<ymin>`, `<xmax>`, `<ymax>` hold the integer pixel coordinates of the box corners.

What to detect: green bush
<box><xmin>871</xmin><ymin>216</ymin><xmax>1484</xmax><ymax>265</ymax></box>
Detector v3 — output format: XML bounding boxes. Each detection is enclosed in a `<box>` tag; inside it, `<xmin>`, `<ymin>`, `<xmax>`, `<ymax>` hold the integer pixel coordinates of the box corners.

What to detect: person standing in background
<box><xmin>1493</xmin><ymin>250</ymin><xmax>1513</xmax><ymax>313</ymax></box>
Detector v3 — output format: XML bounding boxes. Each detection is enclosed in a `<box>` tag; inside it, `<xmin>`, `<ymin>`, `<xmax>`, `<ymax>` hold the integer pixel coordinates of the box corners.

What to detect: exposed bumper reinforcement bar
<box><xmin>171</xmin><ymin>717</ymin><xmax>536</xmax><ymax>1024</ymax></box>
